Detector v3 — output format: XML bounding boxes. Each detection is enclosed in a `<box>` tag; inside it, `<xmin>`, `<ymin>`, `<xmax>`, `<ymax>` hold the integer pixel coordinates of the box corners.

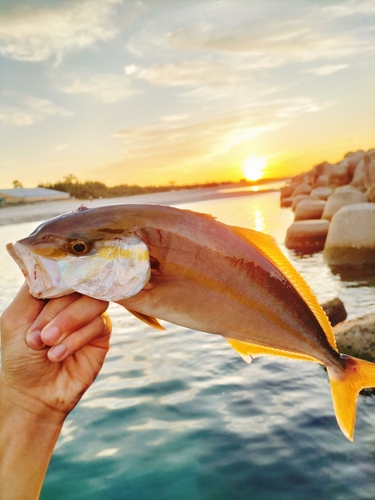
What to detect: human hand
<box><xmin>0</xmin><ymin>283</ymin><xmax>111</xmax><ymax>498</ymax></box>
<box><xmin>0</xmin><ymin>282</ymin><xmax>111</xmax><ymax>421</ymax></box>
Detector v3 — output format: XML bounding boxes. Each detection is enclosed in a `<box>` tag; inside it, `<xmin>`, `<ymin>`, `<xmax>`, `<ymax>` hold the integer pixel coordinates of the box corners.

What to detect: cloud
<box><xmin>304</xmin><ymin>64</ymin><xmax>349</xmax><ymax>76</ymax></box>
<box><xmin>113</xmin><ymin>97</ymin><xmax>322</xmax><ymax>172</ymax></box>
<box><xmin>121</xmin><ymin>0</ymin><xmax>374</xmax><ymax>117</ymax></box>
<box><xmin>127</xmin><ymin>0</ymin><xmax>375</xmax><ymax>69</ymax></box>
<box><xmin>125</xmin><ymin>58</ymin><xmax>251</xmax><ymax>87</ymax></box>
<box><xmin>0</xmin><ymin>92</ymin><xmax>73</xmax><ymax>127</ymax></box>
<box><xmin>57</xmin><ymin>72</ymin><xmax>139</xmax><ymax>103</ymax></box>
<box><xmin>124</xmin><ymin>57</ymin><xmax>280</xmax><ymax>105</ymax></box>
<box><xmin>114</xmin><ymin>114</ymin><xmax>273</xmax><ymax>169</ymax></box>
<box><xmin>160</xmin><ymin>114</ymin><xmax>190</xmax><ymax>122</ymax></box>
<box><xmin>0</xmin><ymin>109</ymin><xmax>34</xmax><ymax>127</ymax></box>
<box><xmin>322</xmin><ymin>0</ymin><xmax>375</xmax><ymax>18</ymax></box>
<box><xmin>243</xmin><ymin>98</ymin><xmax>328</xmax><ymax>119</ymax></box>
<box><xmin>0</xmin><ymin>0</ymin><xmax>122</xmax><ymax>63</ymax></box>
<box><xmin>55</xmin><ymin>142</ymin><xmax>75</xmax><ymax>152</ymax></box>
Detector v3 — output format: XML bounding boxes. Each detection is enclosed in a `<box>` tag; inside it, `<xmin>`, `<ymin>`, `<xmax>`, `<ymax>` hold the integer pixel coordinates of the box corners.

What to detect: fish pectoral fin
<box><xmin>225</xmin><ymin>337</ymin><xmax>318</xmax><ymax>364</ymax></box>
<box><xmin>126</xmin><ymin>309</ymin><xmax>166</xmax><ymax>331</ymax></box>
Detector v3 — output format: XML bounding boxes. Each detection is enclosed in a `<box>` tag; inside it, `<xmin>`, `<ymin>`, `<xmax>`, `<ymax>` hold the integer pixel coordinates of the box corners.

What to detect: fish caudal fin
<box><xmin>327</xmin><ymin>355</ymin><xmax>375</xmax><ymax>441</ymax></box>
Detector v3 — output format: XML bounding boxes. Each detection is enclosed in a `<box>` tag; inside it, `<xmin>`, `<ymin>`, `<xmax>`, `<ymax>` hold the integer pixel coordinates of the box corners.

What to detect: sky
<box><xmin>0</xmin><ymin>0</ymin><xmax>374</xmax><ymax>188</ymax></box>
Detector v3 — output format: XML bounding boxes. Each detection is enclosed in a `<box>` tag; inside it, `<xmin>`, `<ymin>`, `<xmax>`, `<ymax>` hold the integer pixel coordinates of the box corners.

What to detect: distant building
<box><xmin>0</xmin><ymin>187</ymin><xmax>70</xmax><ymax>204</ymax></box>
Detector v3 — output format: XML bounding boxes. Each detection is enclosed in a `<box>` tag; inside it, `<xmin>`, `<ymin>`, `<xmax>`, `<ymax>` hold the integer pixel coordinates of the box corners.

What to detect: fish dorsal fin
<box><xmin>230</xmin><ymin>226</ymin><xmax>337</xmax><ymax>351</ymax></box>
<box><xmin>226</xmin><ymin>338</ymin><xmax>320</xmax><ymax>364</ymax></box>
<box><xmin>182</xmin><ymin>209</ymin><xmax>216</xmax><ymax>220</ymax></box>
<box><xmin>126</xmin><ymin>309</ymin><xmax>166</xmax><ymax>331</ymax></box>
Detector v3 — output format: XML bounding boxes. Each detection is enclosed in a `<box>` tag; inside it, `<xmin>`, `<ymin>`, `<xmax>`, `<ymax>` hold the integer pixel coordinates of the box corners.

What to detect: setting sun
<box><xmin>243</xmin><ymin>156</ymin><xmax>268</xmax><ymax>181</ymax></box>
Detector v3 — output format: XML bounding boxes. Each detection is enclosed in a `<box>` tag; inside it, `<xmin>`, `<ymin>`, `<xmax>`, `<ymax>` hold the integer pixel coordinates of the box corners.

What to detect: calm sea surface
<box><xmin>1</xmin><ymin>191</ymin><xmax>375</xmax><ymax>500</ymax></box>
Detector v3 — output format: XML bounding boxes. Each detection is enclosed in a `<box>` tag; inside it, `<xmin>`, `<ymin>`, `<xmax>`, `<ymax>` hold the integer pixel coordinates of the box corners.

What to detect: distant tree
<box><xmin>13</xmin><ymin>180</ymin><xmax>23</xmax><ymax>188</ymax></box>
<box><xmin>63</xmin><ymin>174</ymin><xmax>78</xmax><ymax>184</ymax></box>
<box><xmin>38</xmin><ymin>175</ymin><xmax>239</xmax><ymax>200</ymax></box>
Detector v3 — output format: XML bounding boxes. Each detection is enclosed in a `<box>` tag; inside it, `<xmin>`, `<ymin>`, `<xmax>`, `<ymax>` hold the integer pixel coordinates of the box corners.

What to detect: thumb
<box><xmin>1</xmin><ymin>282</ymin><xmax>46</xmax><ymax>340</ymax></box>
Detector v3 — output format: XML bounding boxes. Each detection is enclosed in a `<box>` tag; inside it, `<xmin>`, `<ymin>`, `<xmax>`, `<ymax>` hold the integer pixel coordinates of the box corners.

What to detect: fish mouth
<box><xmin>6</xmin><ymin>241</ymin><xmax>74</xmax><ymax>299</ymax></box>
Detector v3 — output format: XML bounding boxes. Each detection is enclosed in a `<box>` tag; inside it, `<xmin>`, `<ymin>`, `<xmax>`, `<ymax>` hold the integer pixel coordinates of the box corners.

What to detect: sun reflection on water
<box><xmin>253</xmin><ymin>210</ymin><xmax>265</xmax><ymax>233</ymax></box>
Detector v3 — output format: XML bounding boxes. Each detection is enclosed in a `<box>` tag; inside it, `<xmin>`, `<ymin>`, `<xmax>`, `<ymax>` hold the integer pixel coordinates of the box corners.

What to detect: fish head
<box><xmin>6</xmin><ymin>206</ymin><xmax>151</xmax><ymax>302</ymax></box>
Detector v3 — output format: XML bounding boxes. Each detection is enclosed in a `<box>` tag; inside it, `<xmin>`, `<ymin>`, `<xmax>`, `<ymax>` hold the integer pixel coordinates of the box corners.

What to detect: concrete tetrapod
<box><xmin>324</xmin><ymin>203</ymin><xmax>375</xmax><ymax>267</ymax></box>
<box><xmin>285</xmin><ymin>219</ymin><xmax>330</xmax><ymax>252</ymax></box>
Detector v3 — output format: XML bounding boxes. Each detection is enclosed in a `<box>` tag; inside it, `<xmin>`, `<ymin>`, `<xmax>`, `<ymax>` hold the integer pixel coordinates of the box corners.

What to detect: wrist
<box><xmin>0</xmin><ymin>374</ymin><xmax>67</xmax><ymax>427</ymax></box>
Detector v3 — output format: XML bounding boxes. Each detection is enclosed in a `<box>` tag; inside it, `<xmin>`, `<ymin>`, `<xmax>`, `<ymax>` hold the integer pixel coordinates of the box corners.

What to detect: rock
<box><xmin>350</xmin><ymin>156</ymin><xmax>367</xmax><ymax>190</ymax></box>
<box><xmin>364</xmin><ymin>156</ymin><xmax>375</xmax><ymax>189</ymax></box>
<box><xmin>315</xmin><ymin>173</ymin><xmax>330</xmax><ymax>187</ymax></box>
<box><xmin>280</xmin><ymin>197</ymin><xmax>293</xmax><ymax>208</ymax></box>
<box><xmin>321</xmin><ymin>298</ymin><xmax>347</xmax><ymax>327</ymax></box>
<box><xmin>366</xmin><ymin>183</ymin><xmax>375</xmax><ymax>203</ymax></box>
<box><xmin>285</xmin><ymin>219</ymin><xmax>330</xmax><ymax>252</ymax></box>
<box><xmin>311</xmin><ymin>161</ymin><xmax>332</xmax><ymax>187</ymax></box>
<box><xmin>291</xmin><ymin>194</ymin><xmax>311</xmax><ymax>211</ymax></box>
<box><xmin>322</xmin><ymin>185</ymin><xmax>367</xmax><ymax>221</ymax></box>
<box><xmin>324</xmin><ymin>203</ymin><xmax>375</xmax><ymax>267</ymax></box>
<box><xmin>345</xmin><ymin>149</ymin><xmax>366</xmax><ymax>161</ymax></box>
<box><xmin>334</xmin><ymin>313</ymin><xmax>375</xmax><ymax>363</ymax></box>
<box><xmin>328</xmin><ymin>162</ymin><xmax>352</xmax><ymax>187</ymax></box>
<box><xmin>280</xmin><ymin>183</ymin><xmax>298</xmax><ymax>200</ymax></box>
<box><xmin>291</xmin><ymin>183</ymin><xmax>312</xmax><ymax>197</ymax></box>
<box><xmin>294</xmin><ymin>199</ymin><xmax>326</xmax><ymax>221</ymax></box>
<box><xmin>342</xmin><ymin>150</ymin><xmax>365</xmax><ymax>176</ymax></box>
<box><xmin>310</xmin><ymin>187</ymin><xmax>333</xmax><ymax>200</ymax></box>
<box><xmin>299</xmin><ymin>173</ymin><xmax>313</xmax><ymax>185</ymax></box>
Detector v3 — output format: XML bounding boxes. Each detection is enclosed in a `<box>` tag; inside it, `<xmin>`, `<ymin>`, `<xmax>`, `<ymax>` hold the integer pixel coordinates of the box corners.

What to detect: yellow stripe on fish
<box><xmin>97</xmin><ymin>245</ymin><xmax>149</xmax><ymax>262</ymax></box>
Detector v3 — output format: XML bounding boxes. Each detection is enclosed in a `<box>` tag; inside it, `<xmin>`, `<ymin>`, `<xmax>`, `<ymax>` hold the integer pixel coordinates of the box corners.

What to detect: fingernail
<box><xmin>48</xmin><ymin>344</ymin><xmax>67</xmax><ymax>362</ymax></box>
<box><xmin>42</xmin><ymin>326</ymin><xmax>61</xmax><ymax>344</ymax></box>
<box><xmin>26</xmin><ymin>330</ymin><xmax>45</xmax><ymax>349</ymax></box>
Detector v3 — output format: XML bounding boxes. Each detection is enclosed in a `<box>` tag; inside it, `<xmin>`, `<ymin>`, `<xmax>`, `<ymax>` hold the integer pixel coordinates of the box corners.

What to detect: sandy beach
<box><xmin>0</xmin><ymin>185</ymin><xmax>279</xmax><ymax>226</ymax></box>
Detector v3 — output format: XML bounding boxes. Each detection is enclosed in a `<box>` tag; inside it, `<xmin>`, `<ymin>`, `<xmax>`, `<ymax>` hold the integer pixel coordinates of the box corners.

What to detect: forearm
<box><xmin>0</xmin><ymin>380</ymin><xmax>65</xmax><ymax>500</ymax></box>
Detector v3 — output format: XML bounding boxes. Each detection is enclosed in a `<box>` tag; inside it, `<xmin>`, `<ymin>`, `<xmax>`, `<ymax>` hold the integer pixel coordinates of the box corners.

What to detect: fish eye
<box><xmin>69</xmin><ymin>240</ymin><xmax>91</xmax><ymax>255</ymax></box>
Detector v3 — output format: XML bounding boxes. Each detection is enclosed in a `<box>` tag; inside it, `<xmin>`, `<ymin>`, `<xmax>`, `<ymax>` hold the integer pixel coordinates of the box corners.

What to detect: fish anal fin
<box><xmin>327</xmin><ymin>354</ymin><xmax>375</xmax><ymax>441</ymax></box>
<box><xmin>126</xmin><ymin>309</ymin><xmax>166</xmax><ymax>331</ymax></box>
<box><xmin>226</xmin><ymin>338</ymin><xmax>318</xmax><ymax>364</ymax></box>
<box><xmin>229</xmin><ymin>225</ymin><xmax>337</xmax><ymax>351</ymax></box>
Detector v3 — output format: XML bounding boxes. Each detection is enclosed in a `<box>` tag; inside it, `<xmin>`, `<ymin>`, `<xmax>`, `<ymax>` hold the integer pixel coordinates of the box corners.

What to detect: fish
<box><xmin>6</xmin><ymin>203</ymin><xmax>375</xmax><ymax>441</ymax></box>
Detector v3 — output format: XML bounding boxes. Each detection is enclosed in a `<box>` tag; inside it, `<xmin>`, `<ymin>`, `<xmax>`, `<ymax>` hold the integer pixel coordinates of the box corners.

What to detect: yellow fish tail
<box><xmin>328</xmin><ymin>355</ymin><xmax>375</xmax><ymax>441</ymax></box>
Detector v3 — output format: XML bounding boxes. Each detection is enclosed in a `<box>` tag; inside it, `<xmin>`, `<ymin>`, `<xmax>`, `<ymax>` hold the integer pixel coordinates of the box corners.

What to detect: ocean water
<box><xmin>1</xmin><ymin>191</ymin><xmax>375</xmax><ymax>500</ymax></box>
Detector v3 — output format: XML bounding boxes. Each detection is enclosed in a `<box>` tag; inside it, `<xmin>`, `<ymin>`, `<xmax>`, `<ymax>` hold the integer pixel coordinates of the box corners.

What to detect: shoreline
<box><xmin>0</xmin><ymin>186</ymin><xmax>279</xmax><ymax>226</ymax></box>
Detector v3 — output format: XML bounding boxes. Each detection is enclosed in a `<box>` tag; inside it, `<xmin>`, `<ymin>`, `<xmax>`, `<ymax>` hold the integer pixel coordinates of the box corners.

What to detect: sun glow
<box><xmin>243</xmin><ymin>156</ymin><xmax>268</xmax><ymax>182</ymax></box>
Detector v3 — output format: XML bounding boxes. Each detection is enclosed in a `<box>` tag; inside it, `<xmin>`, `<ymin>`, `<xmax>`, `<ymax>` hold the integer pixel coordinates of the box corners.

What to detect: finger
<box><xmin>47</xmin><ymin>312</ymin><xmax>112</xmax><ymax>362</ymax></box>
<box><xmin>26</xmin><ymin>293</ymin><xmax>82</xmax><ymax>349</ymax></box>
<box><xmin>40</xmin><ymin>295</ymin><xmax>109</xmax><ymax>347</ymax></box>
<box><xmin>25</xmin><ymin>329</ymin><xmax>46</xmax><ymax>350</ymax></box>
<box><xmin>27</xmin><ymin>293</ymin><xmax>81</xmax><ymax>335</ymax></box>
